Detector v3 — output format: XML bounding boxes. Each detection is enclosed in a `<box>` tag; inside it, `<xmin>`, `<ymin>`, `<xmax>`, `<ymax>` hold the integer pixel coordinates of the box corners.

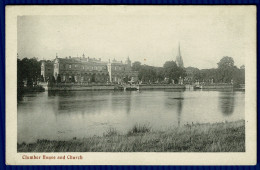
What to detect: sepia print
<box><xmin>6</xmin><ymin>5</ymin><xmax>256</xmax><ymax>165</ymax></box>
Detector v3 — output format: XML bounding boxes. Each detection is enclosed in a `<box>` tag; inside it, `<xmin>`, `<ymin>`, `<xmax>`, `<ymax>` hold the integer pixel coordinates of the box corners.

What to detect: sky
<box><xmin>17</xmin><ymin>6</ymin><xmax>254</xmax><ymax>69</ymax></box>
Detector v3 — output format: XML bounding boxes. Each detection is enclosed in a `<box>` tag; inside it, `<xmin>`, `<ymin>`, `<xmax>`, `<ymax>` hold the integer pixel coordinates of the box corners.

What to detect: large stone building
<box><xmin>107</xmin><ymin>57</ymin><xmax>138</xmax><ymax>83</ymax></box>
<box><xmin>41</xmin><ymin>54</ymin><xmax>138</xmax><ymax>84</ymax></box>
<box><xmin>40</xmin><ymin>60</ymin><xmax>54</xmax><ymax>82</ymax></box>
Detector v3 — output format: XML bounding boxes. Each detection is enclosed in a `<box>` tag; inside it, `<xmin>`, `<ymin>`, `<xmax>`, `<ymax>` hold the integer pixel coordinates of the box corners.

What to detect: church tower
<box><xmin>176</xmin><ymin>43</ymin><xmax>184</xmax><ymax>68</ymax></box>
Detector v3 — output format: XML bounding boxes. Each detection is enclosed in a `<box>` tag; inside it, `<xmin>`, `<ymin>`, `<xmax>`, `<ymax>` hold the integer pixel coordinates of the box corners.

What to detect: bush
<box><xmin>104</xmin><ymin>128</ymin><xmax>119</xmax><ymax>137</ymax></box>
<box><xmin>127</xmin><ymin>123</ymin><xmax>151</xmax><ymax>135</ymax></box>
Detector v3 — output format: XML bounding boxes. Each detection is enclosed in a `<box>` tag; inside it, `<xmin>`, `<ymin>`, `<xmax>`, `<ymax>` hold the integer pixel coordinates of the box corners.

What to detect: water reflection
<box><xmin>49</xmin><ymin>91</ymin><xmax>111</xmax><ymax>116</ymax></box>
<box><xmin>125</xmin><ymin>92</ymin><xmax>132</xmax><ymax>114</ymax></box>
<box><xmin>218</xmin><ymin>91</ymin><xmax>235</xmax><ymax>116</ymax></box>
<box><xmin>110</xmin><ymin>91</ymin><xmax>133</xmax><ymax>114</ymax></box>
<box><xmin>176</xmin><ymin>93</ymin><xmax>183</xmax><ymax>126</ymax></box>
<box><xmin>18</xmin><ymin>90</ymin><xmax>245</xmax><ymax>143</ymax></box>
<box><xmin>165</xmin><ymin>91</ymin><xmax>184</xmax><ymax>127</ymax></box>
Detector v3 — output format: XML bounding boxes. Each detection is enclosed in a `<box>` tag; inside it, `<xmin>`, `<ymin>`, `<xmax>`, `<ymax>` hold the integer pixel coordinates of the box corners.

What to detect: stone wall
<box><xmin>201</xmin><ymin>85</ymin><xmax>233</xmax><ymax>89</ymax></box>
<box><xmin>139</xmin><ymin>84</ymin><xmax>185</xmax><ymax>90</ymax></box>
<box><xmin>47</xmin><ymin>84</ymin><xmax>115</xmax><ymax>91</ymax></box>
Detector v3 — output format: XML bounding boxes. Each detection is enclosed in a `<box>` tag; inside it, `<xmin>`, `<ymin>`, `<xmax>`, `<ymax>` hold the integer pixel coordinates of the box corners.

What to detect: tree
<box><xmin>232</xmin><ymin>66</ymin><xmax>245</xmax><ymax>87</ymax></box>
<box><xmin>91</xmin><ymin>74</ymin><xmax>95</xmax><ymax>83</ymax></box>
<box><xmin>123</xmin><ymin>76</ymin><xmax>130</xmax><ymax>83</ymax></box>
<box><xmin>17</xmin><ymin>59</ymin><xmax>24</xmax><ymax>99</ymax></box>
<box><xmin>217</xmin><ymin>56</ymin><xmax>234</xmax><ymax>68</ymax></box>
<box><xmin>193</xmin><ymin>69</ymin><xmax>202</xmax><ymax>82</ymax></box>
<box><xmin>27</xmin><ymin>77</ymin><xmax>33</xmax><ymax>87</ymax></box>
<box><xmin>57</xmin><ymin>74</ymin><xmax>61</xmax><ymax>83</ymax></box>
<box><xmin>155</xmin><ymin>68</ymin><xmax>164</xmax><ymax>82</ymax></box>
<box><xmin>163</xmin><ymin>61</ymin><xmax>186</xmax><ymax>84</ymax></box>
<box><xmin>217</xmin><ymin>56</ymin><xmax>235</xmax><ymax>83</ymax></box>
<box><xmin>40</xmin><ymin>75</ymin><xmax>44</xmax><ymax>82</ymax></box>
<box><xmin>132</xmin><ymin>61</ymin><xmax>142</xmax><ymax>71</ymax></box>
<box><xmin>17</xmin><ymin>57</ymin><xmax>41</xmax><ymax>86</ymax></box>
<box><xmin>51</xmin><ymin>76</ymin><xmax>56</xmax><ymax>84</ymax></box>
<box><xmin>199</xmin><ymin>68</ymin><xmax>218</xmax><ymax>83</ymax></box>
<box><xmin>71</xmin><ymin>76</ymin><xmax>76</xmax><ymax>83</ymax></box>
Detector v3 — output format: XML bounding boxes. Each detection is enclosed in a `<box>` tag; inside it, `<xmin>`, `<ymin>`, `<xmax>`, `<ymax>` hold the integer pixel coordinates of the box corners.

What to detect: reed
<box><xmin>127</xmin><ymin>123</ymin><xmax>151</xmax><ymax>135</ymax></box>
<box><xmin>18</xmin><ymin>120</ymin><xmax>245</xmax><ymax>152</ymax></box>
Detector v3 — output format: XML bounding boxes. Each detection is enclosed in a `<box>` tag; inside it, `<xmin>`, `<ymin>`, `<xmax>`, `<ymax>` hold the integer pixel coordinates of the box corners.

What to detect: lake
<box><xmin>18</xmin><ymin>90</ymin><xmax>245</xmax><ymax>143</ymax></box>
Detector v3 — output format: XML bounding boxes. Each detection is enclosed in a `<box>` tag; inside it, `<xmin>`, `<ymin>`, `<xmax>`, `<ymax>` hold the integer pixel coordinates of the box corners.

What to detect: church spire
<box><xmin>176</xmin><ymin>42</ymin><xmax>184</xmax><ymax>68</ymax></box>
<box><xmin>178</xmin><ymin>42</ymin><xmax>181</xmax><ymax>57</ymax></box>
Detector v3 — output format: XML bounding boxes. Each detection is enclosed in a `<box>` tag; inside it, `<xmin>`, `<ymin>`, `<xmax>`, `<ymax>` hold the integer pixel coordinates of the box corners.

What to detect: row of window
<box><xmin>114</xmin><ymin>66</ymin><xmax>123</xmax><ymax>71</ymax></box>
<box><xmin>54</xmin><ymin>64</ymin><xmax>106</xmax><ymax>70</ymax></box>
<box><xmin>61</xmin><ymin>75</ymin><xmax>108</xmax><ymax>82</ymax></box>
<box><xmin>52</xmin><ymin>64</ymin><xmax>128</xmax><ymax>72</ymax></box>
<box><xmin>61</xmin><ymin>64</ymin><xmax>124</xmax><ymax>71</ymax></box>
<box><xmin>64</xmin><ymin>64</ymin><xmax>106</xmax><ymax>71</ymax></box>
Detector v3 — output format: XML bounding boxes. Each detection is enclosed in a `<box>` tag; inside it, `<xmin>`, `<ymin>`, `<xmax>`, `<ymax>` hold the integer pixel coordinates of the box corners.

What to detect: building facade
<box><xmin>41</xmin><ymin>54</ymin><xmax>138</xmax><ymax>84</ymax></box>
<box><xmin>107</xmin><ymin>57</ymin><xmax>138</xmax><ymax>83</ymax></box>
<box><xmin>40</xmin><ymin>60</ymin><xmax>54</xmax><ymax>82</ymax></box>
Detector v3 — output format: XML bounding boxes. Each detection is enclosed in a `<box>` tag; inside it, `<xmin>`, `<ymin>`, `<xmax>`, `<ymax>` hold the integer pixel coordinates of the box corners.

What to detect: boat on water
<box><xmin>114</xmin><ymin>85</ymin><xmax>124</xmax><ymax>90</ymax></box>
<box><xmin>125</xmin><ymin>86</ymin><xmax>139</xmax><ymax>91</ymax></box>
<box><xmin>193</xmin><ymin>85</ymin><xmax>202</xmax><ymax>89</ymax></box>
<box><xmin>193</xmin><ymin>83</ymin><xmax>234</xmax><ymax>90</ymax></box>
<box><xmin>124</xmin><ymin>84</ymin><xmax>139</xmax><ymax>91</ymax></box>
<box><xmin>123</xmin><ymin>80</ymin><xmax>139</xmax><ymax>91</ymax></box>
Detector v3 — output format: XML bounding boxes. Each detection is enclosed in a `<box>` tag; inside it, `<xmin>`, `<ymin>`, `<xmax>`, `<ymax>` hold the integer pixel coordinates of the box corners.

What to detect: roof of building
<box><xmin>57</xmin><ymin>57</ymin><xmax>108</xmax><ymax>65</ymax></box>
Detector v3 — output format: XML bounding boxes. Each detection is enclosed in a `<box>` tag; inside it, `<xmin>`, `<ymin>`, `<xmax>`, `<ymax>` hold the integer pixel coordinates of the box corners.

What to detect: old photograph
<box><xmin>6</xmin><ymin>5</ymin><xmax>256</xmax><ymax>165</ymax></box>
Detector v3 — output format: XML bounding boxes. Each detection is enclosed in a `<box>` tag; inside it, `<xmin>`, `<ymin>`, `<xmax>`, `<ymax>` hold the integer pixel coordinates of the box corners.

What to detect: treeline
<box><xmin>17</xmin><ymin>56</ymin><xmax>245</xmax><ymax>90</ymax></box>
<box><xmin>132</xmin><ymin>61</ymin><xmax>186</xmax><ymax>84</ymax></box>
<box><xmin>186</xmin><ymin>56</ymin><xmax>245</xmax><ymax>87</ymax></box>
<box><xmin>17</xmin><ymin>58</ymin><xmax>42</xmax><ymax>99</ymax></box>
<box><xmin>17</xmin><ymin>58</ymin><xmax>41</xmax><ymax>87</ymax></box>
<box><xmin>132</xmin><ymin>56</ymin><xmax>245</xmax><ymax>87</ymax></box>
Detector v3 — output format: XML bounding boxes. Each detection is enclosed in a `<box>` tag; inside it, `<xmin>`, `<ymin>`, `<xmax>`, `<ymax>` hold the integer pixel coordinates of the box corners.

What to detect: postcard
<box><xmin>5</xmin><ymin>5</ymin><xmax>256</xmax><ymax>165</ymax></box>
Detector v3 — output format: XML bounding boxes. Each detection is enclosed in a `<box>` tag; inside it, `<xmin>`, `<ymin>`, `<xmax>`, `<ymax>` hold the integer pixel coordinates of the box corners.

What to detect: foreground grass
<box><xmin>18</xmin><ymin>120</ymin><xmax>245</xmax><ymax>152</ymax></box>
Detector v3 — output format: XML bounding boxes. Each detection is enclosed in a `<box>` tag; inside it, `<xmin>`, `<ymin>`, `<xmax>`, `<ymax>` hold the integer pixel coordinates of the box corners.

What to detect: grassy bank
<box><xmin>18</xmin><ymin>120</ymin><xmax>245</xmax><ymax>152</ymax></box>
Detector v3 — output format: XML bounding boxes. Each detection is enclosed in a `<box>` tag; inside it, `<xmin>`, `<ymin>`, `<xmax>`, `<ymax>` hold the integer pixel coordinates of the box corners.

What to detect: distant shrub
<box><xmin>104</xmin><ymin>127</ymin><xmax>119</xmax><ymax>137</ymax></box>
<box><xmin>33</xmin><ymin>85</ymin><xmax>45</xmax><ymax>92</ymax></box>
<box><xmin>127</xmin><ymin>123</ymin><xmax>151</xmax><ymax>135</ymax></box>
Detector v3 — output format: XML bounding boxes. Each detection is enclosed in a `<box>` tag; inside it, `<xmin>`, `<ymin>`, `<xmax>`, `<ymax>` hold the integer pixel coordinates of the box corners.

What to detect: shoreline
<box><xmin>47</xmin><ymin>84</ymin><xmax>186</xmax><ymax>91</ymax></box>
<box><xmin>18</xmin><ymin>120</ymin><xmax>245</xmax><ymax>152</ymax></box>
<box><xmin>33</xmin><ymin>82</ymin><xmax>243</xmax><ymax>91</ymax></box>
